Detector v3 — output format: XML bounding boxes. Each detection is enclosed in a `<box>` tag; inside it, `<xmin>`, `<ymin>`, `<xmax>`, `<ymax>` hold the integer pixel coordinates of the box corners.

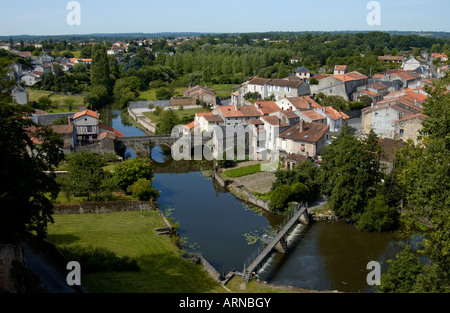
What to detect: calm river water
<box><xmin>102</xmin><ymin>107</ymin><xmax>405</xmax><ymax>293</ymax></box>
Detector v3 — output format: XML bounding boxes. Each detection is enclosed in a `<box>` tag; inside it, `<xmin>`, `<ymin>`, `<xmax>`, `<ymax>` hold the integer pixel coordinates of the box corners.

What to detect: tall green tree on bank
<box><xmin>86</xmin><ymin>44</ymin><xmax>113</xmax><ymax>109</ymax></box>
<box><xmin>378</xmin><ymin>84</ymin><xmax>449</xmax><ymax>292</ymax></box>
<box><xmin>0</xmin><ymin>60</ymin><xmax>63</xmax><ymax>242</ymax></box>
<box><xmin>321</xmin><ymin>127</ymin><xmax>383</xmax><ymax>221</ymax></box>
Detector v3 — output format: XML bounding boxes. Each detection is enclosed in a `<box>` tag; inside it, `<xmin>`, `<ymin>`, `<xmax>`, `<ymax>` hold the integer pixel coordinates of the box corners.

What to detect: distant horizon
<box><xmin>2</xmin><ymin>30</ymin><xmax>450</xmax><ymax>40</ymax></box>
<box><xmin>1</xmin><ymin>0</ymin><xmax>449</xmax><ymax>37</ymax></box>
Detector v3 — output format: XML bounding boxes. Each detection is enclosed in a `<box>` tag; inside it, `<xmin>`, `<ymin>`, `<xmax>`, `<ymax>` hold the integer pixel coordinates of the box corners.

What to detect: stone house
<box><xmin>313</xmin><ymin>106</ymin><xmax>349</xmax><ymax>133</ymax></box>
<box><xmin>195</xmin><ymin>112</ymin><xmax>224</xmax><ymax>134</ymax></box>
<box><xmin>21</xmin><ymin>72</ymin><xmax>43</xmax><ymax>86</ymax></box>
<box><xmin>260</xmin><ymin>115</ymin><xmax>290</xmax><ymax>152</ymax></box>
<box><xmin>11</xmin><ymin>85</ymin><xmax>29</xmax><ymax>105</ymax></box>
<box><xmin>378</xmin><ymin>55</ymin><xmax>404</xmax><ymax>63</ymax></box>
<box><xmin>236</xmin><ymin>76</ymin><xmax>311</xmax><ymax>106</ymax></box>
<box><xmin>294</xmin><ymin>66</ymin><xmax>311</xmax><ymax>79</ymax></box>
<box><xmin>361</xmin><ymin>99</ymin><xmax>422</xmax><ymax>139</ymax></box>
<box><xmin>276</xmin><ymin>96</ymin><xmax>321</xmax><ymax>112</ymax></box>
<box><xmin>334</xmin><ymin>65</ymin><xmax>348</xmax><ymax>75</ymax></box>
<box><xmin>392</xmin><ymin>114</ymin><xmax>425</xmax><ymax>145</ymax></box>
<box><xmin>310</xmin><ymin>71</ymin><xmax>368</xmax><ymax>101</ymax></box>
<box><xmin>285</xmin><ymin>153</ymin><xmax>308</xmax><ymax>170</ymax></box>
<box><xmin>216</xmin><ymin>105</ymin><xmax>261</xmax><ymax>126</ymax></box>
<box><xmin>39</xmin><ymin>53</ymin><xmax>54</xmax><ymax>64</ymax></box>
<box><xmin>277</xmin><ymin>120</ymin><xmax>329</xmax><ymax>158</ymax></box>
<box><xmin>183</xmin><ymin>85</ymin><xmax>217</xmax><ymax>107</ymax></box>
<box><xmin>72</xmin><ymin>109</ymin><xmax>123</xmax><ymax>145</ymax></box>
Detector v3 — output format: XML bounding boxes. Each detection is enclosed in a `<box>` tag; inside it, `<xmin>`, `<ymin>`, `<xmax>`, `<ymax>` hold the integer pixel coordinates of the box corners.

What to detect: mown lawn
<box><xmin>223</xmin><ymin>164</ymin><xmax>261</xmax><ymax>178</ymax></box>
<box><xmin>143</xmin><ymin>107</ymin><xmax>209</xmax><ymax>124</ymax></box>
<box><xmin>47</xmin><ymin>211</ymin><xmax>226</xmax><ymax>293</ymax></box>
<box><xmin>27</xmin><ymin>89</ymin><xmax>86</xmax><ymax>113</ymax></box>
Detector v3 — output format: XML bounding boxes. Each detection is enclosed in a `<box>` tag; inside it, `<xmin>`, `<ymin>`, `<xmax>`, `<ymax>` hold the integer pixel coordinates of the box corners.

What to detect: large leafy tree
<box><xmin>0</xmin><ymin>60</ymin><xmax>63</xmax><ymax>242</ymax></box>
<box><xmin>65</xmin><ymin>151</ymin><xmax>106</xmax><ymax>201</ymax></box>
<box><xmin>156</xmin><ymin>109</ymin><xmax>180</xmax><ymax>135</ymax></box>
<box><xmin>380</xmin><ymin>84</ymin><xmax>449</xmax><ymax>292</ymax></box>
<box><xmin>321</xmin><ymin>127</ymin><xmax>383</xmax><ymax>220</ymax></box>
<box><xmin>114</xmin><ymin>158</ymin><xmax>154</xmax><ymax>194</ymax></box>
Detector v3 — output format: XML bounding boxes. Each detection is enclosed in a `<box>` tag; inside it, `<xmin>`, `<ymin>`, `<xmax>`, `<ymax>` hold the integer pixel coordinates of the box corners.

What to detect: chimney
<box><xmin>307</xmin><ymin>101</ymin><xmax>311</xmax><ymax>110</ymax></box>
<box><xmin>299</xmin><ymin>119</ymin><xmax>305</xmax><ymax>132</ymax></box>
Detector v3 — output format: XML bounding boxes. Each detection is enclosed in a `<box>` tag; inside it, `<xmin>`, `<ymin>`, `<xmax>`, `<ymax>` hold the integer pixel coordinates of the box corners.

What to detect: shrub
<box><xmin>114</xmin><ymin>158</ymin><xmax>154</xmax><ymax>193</ymax></box>
<box><xmin>289</xmin><ymin>182</ymin><xmax>310</xmax><ymax>203</ymax></box>
<box><xmin>269</xmin><ymin>185</ymin><xmax>294</xmax><ymax>214</ymax></box>
<box><xmin>128</xmin><ymin>178</ymin><xmax>160</xmax><ymax>201</ymax></box>
<box><xmin>60</xmin><ymin>245</ymin><xmax>139</xmax><ymax>273</ymax></box>
<box><xmin>356</xmin><ymin>195</ymin><xmax>399</xmax><ymax>232</ymax></box>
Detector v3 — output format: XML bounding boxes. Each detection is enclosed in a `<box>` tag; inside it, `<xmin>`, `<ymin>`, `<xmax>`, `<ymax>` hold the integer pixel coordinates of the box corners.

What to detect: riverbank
<box><xmin>213</xmin><ymin>162</ymin><xmax>338</xmax><ymax>221</ymax></box>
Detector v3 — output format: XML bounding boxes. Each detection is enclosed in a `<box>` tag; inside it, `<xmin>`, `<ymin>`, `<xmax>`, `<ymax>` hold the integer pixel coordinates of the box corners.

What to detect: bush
<box><xmin>60</xmin><ymin>245</ymin><xmax>139</xmax><ymax>273</ymax></box>
<box><xmin>356</xmin><ymin>195</ymin><xmax>399</xmax><ymax>232</ymax></box>
<box><xmin>114</xmin><ymin>158</ymin><xmax>154</xmax><ymax>193</ymax></box>
<box><xmin>269</xmin><ymin>185</ymin><xmax>294</xmax><ymax>214</ymax></box>
<box><xmin>289</xmin><ymin>182</ymin><xmax>309</xmax><ymax>203</ymax></box>
<box><xmin>128</xmin><ymin>178</ymin><xmax>160</xmax><ymax>201</ymax></box>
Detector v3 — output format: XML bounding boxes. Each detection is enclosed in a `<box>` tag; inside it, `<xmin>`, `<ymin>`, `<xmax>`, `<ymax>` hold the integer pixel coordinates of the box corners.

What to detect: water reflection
<box><xmin>103</xmin><ymin>107</ymin><xmax>407</xmax><ymax>292</ymax></box>
<box><xmin>266</xmin><ymin>220</ymin><xmax>405</xmax><ymax>293</ymax></box>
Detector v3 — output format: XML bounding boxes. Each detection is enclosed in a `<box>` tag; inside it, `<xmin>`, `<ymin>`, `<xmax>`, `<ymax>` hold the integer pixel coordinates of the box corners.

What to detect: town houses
<box><xmin>180</xmin><ymin>53</ymin><xmax>442</xmax><ymax>167</ymax></box>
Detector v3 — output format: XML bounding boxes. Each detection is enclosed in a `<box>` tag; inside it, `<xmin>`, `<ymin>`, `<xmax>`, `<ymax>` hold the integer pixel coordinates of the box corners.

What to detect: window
<box><xmin>268</xmin><ymin>85</ymin><xmax>272</xmax><ymax>91</ymax></box>
<box><xmin>285</xmin><ymin>87</ymin><xmax>291</xmax><ymax>93</ymax></box>
<box><xmin>274</xmin><ymin>85</ymin><xmax>279</xmax><ymax>91</ymax></box>
<box><xmin>399</xmin><ymin>129</ymin><xmax>404</xmax><ymax>136</ymax></box>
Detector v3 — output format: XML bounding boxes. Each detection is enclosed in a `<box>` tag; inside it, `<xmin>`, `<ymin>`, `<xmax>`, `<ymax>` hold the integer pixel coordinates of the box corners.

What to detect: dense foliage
<box><xmin>0</xmin><ymin>60</ymin><xmax>63</xmax><ymax>242</ymax></box>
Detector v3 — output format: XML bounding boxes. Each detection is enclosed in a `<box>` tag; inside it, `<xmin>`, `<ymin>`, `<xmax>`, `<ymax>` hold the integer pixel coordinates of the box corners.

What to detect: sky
<box><xmin>0</xmin><ymin>0</ymin><xmax>449</xmax><ymax>36</ymax></box>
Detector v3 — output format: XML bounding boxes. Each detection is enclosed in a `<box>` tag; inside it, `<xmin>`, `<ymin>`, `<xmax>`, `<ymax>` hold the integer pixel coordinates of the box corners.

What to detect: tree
<box><xmin>114</xmin><ymin>158</ymin><xmax>154</xmax><ymax>193</ymax></box>
<box><xmin>128</xmin><ymin>178</ymin><xmax>160</xmax><ymax>201</ymax></box>
<box><xmin>377</xmin><ymin>245</ymin><xmax>424</xmax><ymax>293</ymax></box>
<box><xmin>355</xmin><ymin>193</ymin><xmax>398</xmax><ymax>232</ymax></box>
<box><xmin>90</xmin><ymin>44</ymin><xmax>112</xmax><ymax>95</ymax></box>
<box><xmin>66</xmin><ymin>152</ymin><xmax>106</xmax><ymax>201</ymax></box>
<box><xmin>323</xmin><ymin>95</ymin><xmax>348</xmax><ymax>111</ymax></box>
<box><xmin>321</xmin><ymin>127</ymin><xmax>383</xmax><ymax>220</ymax></box>
<box><xmin>269</xmin><ymin>185</ymin><xmax>294</xmax><ymax>214</ymax></box>
<box><xmin>272</xmin><ymin>160</ymin><xmax>322</xmax><ymax>203</ymax></box>
<box><xmin>384</xmin><ymin>83</ymin><xmax>450</xmax><ymax>292</ymax></box>
<box><xmin>156</xmin><ymin>109</ymin><xmax>180</xmax><ymax>135</ymax></box>
<box><xmin>155</xmin><ymin>87</ymin><xmax>173</xmax><ymax>100</ymax></box>
<box><xmin>0</xmin><ymin>60</ymin><xmax>63</xmax><ymax>241</ymax></box>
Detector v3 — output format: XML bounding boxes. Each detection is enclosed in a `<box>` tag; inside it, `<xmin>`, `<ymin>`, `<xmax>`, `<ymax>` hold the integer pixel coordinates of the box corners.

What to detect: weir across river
<box><xmin>241</xmin><ymin>203</ymin><xmax>309</xmax><ymax>283</ymax></box>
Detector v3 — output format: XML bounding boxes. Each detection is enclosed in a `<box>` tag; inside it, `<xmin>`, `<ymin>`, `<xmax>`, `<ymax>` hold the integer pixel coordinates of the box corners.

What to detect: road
<box><xmin>22</xmin><ymin>244</ymin><xmax>83</xmax><ymax>293</ymax></box>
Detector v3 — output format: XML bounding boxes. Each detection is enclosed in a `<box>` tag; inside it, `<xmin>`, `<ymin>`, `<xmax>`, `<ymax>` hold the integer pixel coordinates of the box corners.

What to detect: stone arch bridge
<box><xmin>115</xmin><ymin>135</ymin><xmax>210</xmax><ymax>158</ymax></box>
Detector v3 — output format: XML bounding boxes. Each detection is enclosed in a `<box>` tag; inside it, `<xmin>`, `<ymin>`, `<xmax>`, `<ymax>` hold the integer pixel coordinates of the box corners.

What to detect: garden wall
<box><xmin>53</xmin><ymin>201</ymin><xmax>156</xmax><ymax>214</ymax></box>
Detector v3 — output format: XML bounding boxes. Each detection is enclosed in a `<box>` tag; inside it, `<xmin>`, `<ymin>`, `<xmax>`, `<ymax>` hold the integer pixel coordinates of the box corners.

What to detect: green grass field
<box><xmin>27</xmin><ymin>89</ymin><xmax>86</xmax><ymax>113</ymax></box>
<box><xmin>47</xmin><ymin>211</ymin><xmax>226</xmax><ymax>293</ymax></box>
<box><xmin>223</xmin><ymin>164</ymin><xmax>261</xmax><ymax>178</ymax></box>
<box><xmin>143</xmin><ymin>107</ymin><xmax>209</xmax><ymax>124</ymax></box>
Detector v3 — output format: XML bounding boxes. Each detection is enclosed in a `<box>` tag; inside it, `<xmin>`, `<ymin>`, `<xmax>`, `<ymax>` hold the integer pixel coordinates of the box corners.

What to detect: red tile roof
<box><xmin>279</xmin><ymin>121</ymin><xmax>329</xmax><ymax>143</ymax></box>
<box><xmin>298</xmin><ymin>110</ymin><xmax>326</xmax><ymax>122</ymax></box>
<box><xmin>99</xmin><ymin>122</ymin><xmax>124</xmax><ymax>137</ymax></box>
<box><xmin>255</xmin><ymin>100</ymin><xmax>281</xmax><ymax>115</ymax></box>
<box><xmin>286</xmin><ymin>96</ymin><xmax>321</xmax><ymax>110</ymax></box>
<box><xmin>261</xmin><ymin>116</ymin><xmax>289</xmax><ymax>127</ymax></box>
<box><xmin>73</xmin><ymin>109</ymin><xmax>99</xmax><ymax>120</ymax></box>
<box><xmin>334</xmin><ymin>71</ymin><xmax>368</xmax><ymax>82</ymax></box>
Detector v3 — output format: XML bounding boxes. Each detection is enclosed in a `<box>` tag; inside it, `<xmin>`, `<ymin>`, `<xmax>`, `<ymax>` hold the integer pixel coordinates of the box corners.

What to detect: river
<box><xmin>101</xmin><ymin>106</ymin><xmax>405</xmax><ymax>293</ymax></box>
